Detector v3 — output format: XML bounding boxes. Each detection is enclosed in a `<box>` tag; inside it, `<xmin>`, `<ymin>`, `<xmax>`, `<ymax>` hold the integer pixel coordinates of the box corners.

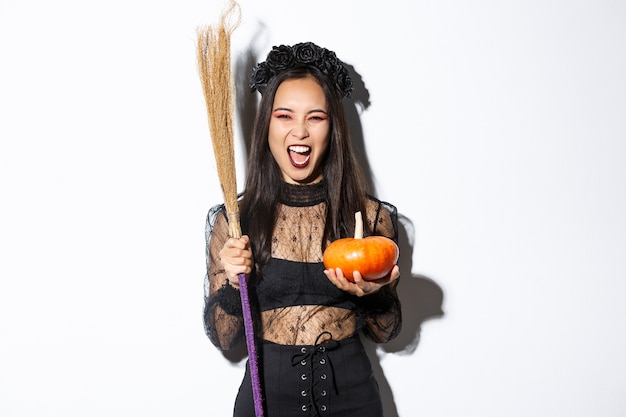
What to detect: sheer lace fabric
<box><xmin>204</xmin><ymin>182</ymin><xmax>401</xmax><ymax>351</ymax></box>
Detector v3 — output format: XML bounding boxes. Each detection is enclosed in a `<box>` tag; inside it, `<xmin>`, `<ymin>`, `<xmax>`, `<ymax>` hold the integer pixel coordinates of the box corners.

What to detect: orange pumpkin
<box><xmin>323</xmin><ymin>211</ymin><xmax>399</xmax><ymax>282</ymax></box>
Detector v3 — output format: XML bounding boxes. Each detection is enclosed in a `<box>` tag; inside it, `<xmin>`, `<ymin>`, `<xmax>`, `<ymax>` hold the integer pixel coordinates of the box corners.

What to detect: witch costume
<box><xmin>203</xmin><ymin>42</ymin><xmax>402</xmax><ymax>417</ymax></box>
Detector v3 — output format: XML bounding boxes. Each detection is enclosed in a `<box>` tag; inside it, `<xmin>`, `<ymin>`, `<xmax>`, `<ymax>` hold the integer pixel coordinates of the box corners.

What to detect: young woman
<box><xmin>204</xmin><ymin>42</ymin><xmax>402</xmax><ymax>417</ymax></box>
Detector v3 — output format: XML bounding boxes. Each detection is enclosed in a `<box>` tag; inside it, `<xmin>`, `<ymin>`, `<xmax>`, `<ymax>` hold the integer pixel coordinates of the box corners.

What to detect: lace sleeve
<box><xmin>203</xmin><ymin>204</ymin><xmax>245</xmax><ymax>351</ymax></box>
<box><xmin>356</xmin><ymin>198</ymin><xmax>402</xmax><ymax>343</ymax></box>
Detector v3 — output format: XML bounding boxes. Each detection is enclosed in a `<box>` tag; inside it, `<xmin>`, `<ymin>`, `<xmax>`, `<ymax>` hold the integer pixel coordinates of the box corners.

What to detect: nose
<box><xmin>290</xmin><ymin>122</ymin><xmax>309</xmax><ymax>140</ymax></box>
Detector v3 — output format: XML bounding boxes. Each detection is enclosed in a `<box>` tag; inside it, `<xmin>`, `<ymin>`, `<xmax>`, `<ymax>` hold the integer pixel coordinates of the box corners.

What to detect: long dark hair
<box><xmin>240</xmin><ymin>66</ymin><xmax>370</xmax><ymax>268</ymax></box>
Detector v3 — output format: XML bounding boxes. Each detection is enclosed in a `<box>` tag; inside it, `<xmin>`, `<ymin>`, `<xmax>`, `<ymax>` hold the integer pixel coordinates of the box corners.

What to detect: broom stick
<box><xmin>197</xmin><ymin>3</ymin><xmax>264</xmax><ymax>416</ymax></box>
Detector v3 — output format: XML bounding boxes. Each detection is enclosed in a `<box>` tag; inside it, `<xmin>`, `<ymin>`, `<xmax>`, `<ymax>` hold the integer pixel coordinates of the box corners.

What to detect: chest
<box><xmin>270</xmin><ymin>204</ymin><xmax>327</xmax><ymax>263</ymax></box>
<box><xmin>254</xmin><ymin>258</ymin><xmax>353</xmax><ymax>311</ymax></box>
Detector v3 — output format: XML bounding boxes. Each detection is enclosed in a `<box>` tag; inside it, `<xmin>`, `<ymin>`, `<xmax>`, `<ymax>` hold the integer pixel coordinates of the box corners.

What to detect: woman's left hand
<box><xmin>324</xmin><ymin>265</ymin><xmax>400</xmax><ymax>297</ymax></box>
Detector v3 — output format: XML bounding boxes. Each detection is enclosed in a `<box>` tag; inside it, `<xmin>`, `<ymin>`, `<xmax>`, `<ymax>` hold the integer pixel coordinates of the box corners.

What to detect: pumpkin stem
<box><xmin>354</xmin><ymin>211</ymin><xmax>363</xmax><ymax>239</ymax></box>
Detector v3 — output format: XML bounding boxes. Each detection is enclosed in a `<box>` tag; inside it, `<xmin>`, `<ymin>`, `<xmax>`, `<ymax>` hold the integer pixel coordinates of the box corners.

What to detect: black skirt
<box><xmin>234</xmin><ymin>335</ymin><xmax>383</xmax><ymax>417</ymax></box>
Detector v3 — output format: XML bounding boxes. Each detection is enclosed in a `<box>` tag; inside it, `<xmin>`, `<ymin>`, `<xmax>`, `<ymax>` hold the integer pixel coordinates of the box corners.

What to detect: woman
<box><xmin>204</xmin><ymin>42</ymin><xmax>402</xmax><ymax>417</ymax></box>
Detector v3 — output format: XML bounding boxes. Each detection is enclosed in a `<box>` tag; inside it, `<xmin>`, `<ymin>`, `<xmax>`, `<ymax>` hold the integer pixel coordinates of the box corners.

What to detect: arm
<box><xmin>325</xmin><ymin>199</ymin><xmax>402</xmax><ymax>342</ymax></box>
<box><xmin>203</xmin><ymin>206</ymin><xmax>250</xmax><ymax>351</ymax></box>
<box><xmin>359</xmin><ymin>199</ymin><xmax>402</xmax><ymax>342</ymax></box>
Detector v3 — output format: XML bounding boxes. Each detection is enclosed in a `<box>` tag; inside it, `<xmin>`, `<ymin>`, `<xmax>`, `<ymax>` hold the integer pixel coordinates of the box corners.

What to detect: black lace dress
<box><xmin>204</xmin><ymin>181</ymin><xmax>402</xmax><ymax>417</ymax></box>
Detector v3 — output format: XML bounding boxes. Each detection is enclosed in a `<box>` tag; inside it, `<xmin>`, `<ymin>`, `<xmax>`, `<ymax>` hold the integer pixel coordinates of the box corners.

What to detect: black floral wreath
<box><xmin>249</xmin><ymin>42</ymin><xmax>353</xmax><ymax>98</ymax></box>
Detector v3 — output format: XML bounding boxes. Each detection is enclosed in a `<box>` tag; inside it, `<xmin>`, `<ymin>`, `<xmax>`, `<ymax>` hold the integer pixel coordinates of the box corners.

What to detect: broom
<box><xmin>196</xmin><ymin>2</ymin><xmax>264</xmax><ymax>416</ymax></box>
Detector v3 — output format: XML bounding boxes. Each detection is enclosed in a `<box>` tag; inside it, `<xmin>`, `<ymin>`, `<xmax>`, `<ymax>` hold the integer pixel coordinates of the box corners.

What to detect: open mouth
<box><xmin>288</xmin><ymin>145</ymin><xmax>311</xmax><ymax>168</ymax></box>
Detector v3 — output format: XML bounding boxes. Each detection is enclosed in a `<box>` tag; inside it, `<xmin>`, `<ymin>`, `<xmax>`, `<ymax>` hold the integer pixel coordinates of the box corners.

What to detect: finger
<box><xmin>368</xmin><ymin>266</ymin><xmax>400</xmax><ymax>286</ymax></box>
<box><xmin>324</xmin><ymin>268</ymin><xmax>350</xmax><ymax>291</ymax></box>
<box><xmin>335</xmin><ymin>269</ymin><xmax>367</xmax><ymax>296</ymax></box>
<box><xmin>225</xmin><ymin>237</ymin><xmax>245</xmax><ymax>250</ymax></box>
<box><xmin>323</xmin><ymin>267</ymin><xmax>341</xmax><ymax>286</ymax></box>
<box><xmin>390</xmin><ymin>265</ymin><xmax>400</xmax><ymax>280</ymax></box>
<box><xmin>353</xmin><ymin>271</ymin><xmax>388</xmax><ymax>296</ymax></box>
<box><xmin>323</xmin><ymin>268</ymin><xmax>336</xmax><ymax>279</ymax></box>
<box><xmin>333</xmin><ymin>267</ymin><xmax>346</xmax><ymax>280</ymax></box>
<box><xmin>375</xmin><ymin>265</ymin><xmax>400</xmax><ymax>286</ymax></box>
<box><xmin>221</xmin><ymin>243</ymin><xmax>253</xmax><ymax>262</ymax></box>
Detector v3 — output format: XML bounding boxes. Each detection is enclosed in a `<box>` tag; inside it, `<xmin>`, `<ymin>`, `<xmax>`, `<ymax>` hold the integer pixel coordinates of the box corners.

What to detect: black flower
<box><xmin>249</xmin><ymin>62</ymin><xmax>270</xmax><ymax>92</ymax></box>
<box><xmin>335</xmin><ymin>69</ymin><xmax>353</xmax><ymax>97</ymax></box>
<box><xmin>266</xmin><ymin>44</ymin><xmax>295</xmax><ymax>72</ymax></box>
<box><xmin>250</xmin><ymin>42</ymin><xmax>353</xmax><ymax>98</ymax></box>
<box><xmin>292</xmin><ymin>42</ymin><xmax>321</xmax><ymax>64</ymax></box>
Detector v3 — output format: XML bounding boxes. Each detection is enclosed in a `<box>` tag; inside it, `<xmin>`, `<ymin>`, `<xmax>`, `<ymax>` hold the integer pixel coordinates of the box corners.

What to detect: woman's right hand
<box><xmin>218</xmin><ymin>235</ymin><xmax>253</xmax><ymax>290</ymax></box>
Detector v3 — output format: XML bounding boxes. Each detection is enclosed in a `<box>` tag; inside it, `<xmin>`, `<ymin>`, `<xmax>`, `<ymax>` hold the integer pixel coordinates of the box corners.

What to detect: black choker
<box><xmin>278</xmin><ymin>181</ymin><xmax>327</xmax><ymax>207</ymax></box>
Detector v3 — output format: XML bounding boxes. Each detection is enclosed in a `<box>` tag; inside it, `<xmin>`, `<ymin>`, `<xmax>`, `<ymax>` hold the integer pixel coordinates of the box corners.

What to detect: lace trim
<box><xmin>278</xmin><ymin>181</ymin><xmax>327</xmax><ymax>207</ymax></box>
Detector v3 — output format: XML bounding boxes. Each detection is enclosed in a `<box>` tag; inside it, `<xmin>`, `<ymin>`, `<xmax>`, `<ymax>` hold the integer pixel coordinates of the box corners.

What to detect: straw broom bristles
<box><xmin>197</xmin><ymin>0</ymin><xmax>242</xmax><ymax>239</ymax></box>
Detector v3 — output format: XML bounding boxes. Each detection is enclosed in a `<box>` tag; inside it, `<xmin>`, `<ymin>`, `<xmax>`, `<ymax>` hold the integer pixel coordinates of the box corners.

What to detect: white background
<box><xmin>1</xmin><ymin>0</ymin><xmax>625</xmax><ymax>416</ymax></box>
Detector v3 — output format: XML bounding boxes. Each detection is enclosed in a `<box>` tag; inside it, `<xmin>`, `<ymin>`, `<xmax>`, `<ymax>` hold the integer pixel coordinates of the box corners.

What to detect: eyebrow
<box><xmin>272</xmin><ymin>107</ymin><xmax>329</xmax><ymax>115</ymax></box>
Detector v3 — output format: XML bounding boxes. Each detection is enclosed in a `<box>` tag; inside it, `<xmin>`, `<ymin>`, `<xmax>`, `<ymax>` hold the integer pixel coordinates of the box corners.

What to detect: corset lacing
<box><xmin>290</xmin><ymin>332</ymin><xmax>339</xmax><ymax>415</ymax></box>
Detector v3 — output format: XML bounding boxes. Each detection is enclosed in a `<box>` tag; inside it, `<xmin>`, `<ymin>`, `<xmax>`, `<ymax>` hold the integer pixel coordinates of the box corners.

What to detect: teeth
<box><xmin>288</xmin><ymin>145</ymin><xmax>310</xmax><ymax>154</ymax></box>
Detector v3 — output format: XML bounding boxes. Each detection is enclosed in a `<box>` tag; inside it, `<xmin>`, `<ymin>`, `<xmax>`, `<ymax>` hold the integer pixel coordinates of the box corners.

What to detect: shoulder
<box><xmin>364</xmin><ymin>195</ymin><xmax>398</xmax><ymax>241</ymax></box>
<box><xmin>206</xmin><ymin>203</ymin><xmax>227</xmax><ymax>226</ymax></box>
<box><xmin>364</xmin><ymin>195</ymin><xmax>398</xmax><ymax>221</ymax></box>
<box><xmin>205</xmin><ymin>203</ymin><xmax>229</xmax><ymax>244</ymax></box>
<box><xmin>206</xmin><ymin>192</ymin><xmax>245</xmax><ymax>228</ymax></box>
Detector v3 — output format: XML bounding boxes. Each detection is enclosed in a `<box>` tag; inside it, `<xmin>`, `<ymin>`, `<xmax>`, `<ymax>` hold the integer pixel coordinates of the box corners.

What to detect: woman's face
<box><xmin>268</xmin><ymin>77</ymin><xmax>330</xmax><ymax>184</ymax></box>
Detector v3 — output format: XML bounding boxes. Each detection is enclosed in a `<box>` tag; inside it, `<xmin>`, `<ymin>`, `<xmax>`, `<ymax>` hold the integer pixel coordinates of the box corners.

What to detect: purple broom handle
<box><xmin>238</xmin><ymin>272</ymin><xmax>264</xmax><ymax>417</ymax></box>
